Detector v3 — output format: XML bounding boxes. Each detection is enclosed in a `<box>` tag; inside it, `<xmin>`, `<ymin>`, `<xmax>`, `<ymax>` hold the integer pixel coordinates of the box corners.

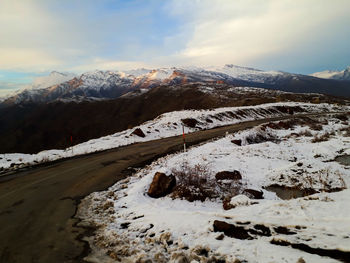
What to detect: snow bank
<box><xmin>78</xmin><ymin>114</ymin><xmax>350</xmax><ymax>262</ymax></box>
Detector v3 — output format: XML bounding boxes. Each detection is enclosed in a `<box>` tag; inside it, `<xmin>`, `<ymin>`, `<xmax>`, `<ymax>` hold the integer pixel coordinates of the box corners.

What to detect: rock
<box><xmin>223</xmin><ymin>195</ymin><xmax>251</xmax><ymax>210</ymax></box>
<box><xmin>213</xmin><ymin>220</ymin><xmax>253</xmax><ymax>240</ymax></box>
<box><xmin>215</xmin><ymin>171</ymin><xmax>242</xmax><ymax>181</ymax></box>
<box><xmin>148</xmin><ymin>172</ymin><xmax>176</xmax><ymax>198</ymax></box>
<box><xmin>131</xmin><ymin>128</ymin><xmax>146</xmax><ymax>138</ymax></box>
<box><xmin>243</xmin><ymin>189</ymin><xmax>264</xmax><ymax>199</ymax></box>
<box><xmin>252</xmin><ymin>224</ymin><xmax>271</xmax><ymax>237</ymax></box>
<box><xmin>273</xmin><ymin>226</ymin><xmax>297</xmax><ymax>235</ymax></box>
<box><xmin>215</xmin><ymin>234</ymin><xmax>225</xmax><ymax>240</ymax></box>
<box><xmin>182</xmin><ymin>118</ymin><xmax>199</xmax><ymax>128</ymax></box>
<box><xmin>231</xmin><ymin>139</ymin><xmax>242</xmax><ymax>146</ymax></box>
<box><xmin>120</xmin><ymin>222</ymin><xmax>130</xmax><ymax>229</ymax></box>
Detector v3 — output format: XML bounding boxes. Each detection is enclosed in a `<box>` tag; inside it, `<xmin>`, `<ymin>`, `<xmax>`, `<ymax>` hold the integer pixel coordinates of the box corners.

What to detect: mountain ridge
<box><xmin>311</xmin><ymin>66</ymin><xmax>350</xmax><ymax>81</ymax></box>
<box><xmin>1</xmin><ymin>65</ymin><xmax>350</xmax><ymax>107</ymax></box>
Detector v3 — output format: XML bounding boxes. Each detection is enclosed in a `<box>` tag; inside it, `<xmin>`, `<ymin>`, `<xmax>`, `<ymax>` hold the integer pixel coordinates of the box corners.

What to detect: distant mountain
<box><xmin>0</xmin><ymin>71</ymin><xmax>75</xmax><ymax>102</ymax></box>
<box><xmin>1</xmin><ymin>65</ymin><xmax>350</xmax><ymax>106</ymax></box>
<box><xmin>311</xmin><ymin>66</ymin><xmax>350</xmax><ymax>81</ymax></box>
<box><xmin>31</xmin><ymin>71</ymin><xmax>76</xmax><ymax>90</ymax></box>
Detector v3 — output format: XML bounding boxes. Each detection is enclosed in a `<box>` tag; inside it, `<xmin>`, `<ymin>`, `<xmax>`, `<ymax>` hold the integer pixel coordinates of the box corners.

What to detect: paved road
<box><xmin>0</xmin><ymin>112</ymin><xmax>344</xmax><ymax>263</ymax></box>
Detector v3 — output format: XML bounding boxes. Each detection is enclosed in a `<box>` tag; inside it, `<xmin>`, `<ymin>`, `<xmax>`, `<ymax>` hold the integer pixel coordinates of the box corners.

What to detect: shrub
<box><xmin>244</xmin><ymin>130</ymin><xmax>278</xmax><ymax>144</ymax></box>
<box><xmin>334</xmin><ymin>113</ymin><xmax>349</xmax><ymax>122</ymax></box>
<box><xmin>302</xmin><ymin>168</ymin><xmax>346</xmax><ymax>192</ymax></box>
<box><xmin>170</xmin><ymin>162</ymin><xmax>245</xmax><ymax>202</ymax></box>
<box><xmin>308</xmin><ymin>123</ymin><xmax>323</xmax><ymax>131</ymax></box>
<box><xmin>298</xmin><ymin>130</ymin><xmax>313</xmax><ymax>137</ymax></box>
<box><xmin>311</xmin><ymin>132</ymin><xmax>332</xmax><ymax>143</ymax></box>
<box><xmin>171</xmin><ymin>162</ymin><xmax>216</xmax><ymax>202</ymax></box>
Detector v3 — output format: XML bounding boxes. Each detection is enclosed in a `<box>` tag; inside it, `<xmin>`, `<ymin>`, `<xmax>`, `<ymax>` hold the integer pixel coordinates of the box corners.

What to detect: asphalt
<box><xmin>0</xmin><ymin>112</ymin><xmax>344</xmax><ymax>263</ymax></box>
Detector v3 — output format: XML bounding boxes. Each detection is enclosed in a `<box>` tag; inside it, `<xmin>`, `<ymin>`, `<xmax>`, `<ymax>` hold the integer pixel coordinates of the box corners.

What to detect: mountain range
<box><xmin>1</xmin><ymin>65</ymin><xmax>350</xmax><ymax>107</ymax></box>
<box><xmin>310</xmin><ymin>66</ymin><xmax>350</xmax><ymax>81</ymax></box>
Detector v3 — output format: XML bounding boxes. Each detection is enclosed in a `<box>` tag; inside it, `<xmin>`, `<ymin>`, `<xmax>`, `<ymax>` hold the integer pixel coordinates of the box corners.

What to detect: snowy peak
<box><xmin>311</xmin><ymin>66</ymin><xmax>350</xmax><ymax>81</ymax></box>
<box><xmin>2</xmin><ymin>64</ymin><xmax>350</xmax><ymax>106</ymax></box>
<box><xmin>31</xmin><ymin>71</ymin><xmax>76</xmax><ymax>90</ymax></box>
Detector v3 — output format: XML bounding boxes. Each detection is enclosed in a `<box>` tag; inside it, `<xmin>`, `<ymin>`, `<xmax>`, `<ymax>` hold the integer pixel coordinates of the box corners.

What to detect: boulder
<box><xmin>131</xmin><ymin>128</ymin><xmax>146</xmax><ymax>138</ymax></box>
<box><xmin>215</xmin><ymin>170</ymin><xmax>242</xmax><ymax>181</ymax></box>
<box><xmin>243</xmin><ymin>189</ymin><xmax>264</xmax><ymax>199</ymax></box>
<box><xmin>148</xmin><ymin>172</ymin><xmax>176</xmax><ymax>198</ymax></box>
<box><xmin>231</xmin><ymin>139</ymin><xmax>242</xmax><ymax>146</ymax></box>
<box><xmin>213</xmin><ymin>220</ymin><xmax>253</xmax><ymax>240</ymax></box>
<box><xmin>181</xmin><ymin>118</ymin><xmax>199</xmax><ymax>128</ymax></box>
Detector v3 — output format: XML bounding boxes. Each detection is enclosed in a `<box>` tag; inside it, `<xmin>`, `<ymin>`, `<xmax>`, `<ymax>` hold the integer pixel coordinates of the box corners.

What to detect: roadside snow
<box><xmin>78</xmin><ymin>114</ymin><xmax>350</xmax><ymax>263</ymax></box>
<box><xmin>0</xmin><ymin>102</ymin><xmax>347</xmax><ymax>174</ymax></box>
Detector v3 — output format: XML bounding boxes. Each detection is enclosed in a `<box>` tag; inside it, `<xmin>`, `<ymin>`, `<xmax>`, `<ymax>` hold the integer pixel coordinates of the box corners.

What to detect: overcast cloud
<box><xmin>0</xmin><ymin>0</ymin><xmax>349</xmax><ymax>92</ymax></box>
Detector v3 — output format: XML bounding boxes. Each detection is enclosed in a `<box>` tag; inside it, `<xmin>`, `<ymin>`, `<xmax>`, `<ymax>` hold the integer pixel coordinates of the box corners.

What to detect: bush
<box><xmin>244</xmin><ymin>130</ymin><xmax>278</xmax><ymax>144</ymax></box>
<box><xmin>170</xmin><ymin>162</ymin><xmax>245</xmax><ymax>202</ymax></box>
<box><xmin>298</xmin><ymin>130</ymin><xmax>313</xmax><ymax>137</ymax></box>
<box><xmin>311</xmin><ymin>132</ymin><xmax>332</xmax><ymax>143</ymax></box>
<box><xmin>171</xmin><ymin>162</ymin><xmax>216</xmax><ymax>202</ymax></box>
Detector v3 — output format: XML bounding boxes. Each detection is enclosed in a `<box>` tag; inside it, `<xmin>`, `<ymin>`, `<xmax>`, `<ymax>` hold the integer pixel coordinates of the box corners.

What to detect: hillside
<box><xmin>0</xmin><ymin>83</ymin><xmax>347</xmax><ymax>154</ymax></box>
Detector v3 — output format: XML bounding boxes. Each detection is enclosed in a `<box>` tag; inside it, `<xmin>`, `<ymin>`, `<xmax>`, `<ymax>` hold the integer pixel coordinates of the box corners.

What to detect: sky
<box><xmin>0</xmin><ymin>0</ymin><xmax>349</xmax><ymax>96</ymax></box>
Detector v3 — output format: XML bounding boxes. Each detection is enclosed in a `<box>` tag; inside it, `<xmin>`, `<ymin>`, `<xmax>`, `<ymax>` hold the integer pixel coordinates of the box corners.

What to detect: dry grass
<box><xmin>302</xmin><ymin>168</ymin><xmax>346</xmax><ymax>192</ymax></box>
<box><xmin>311</xmin><ymin>132</ymin><xmax>333</xmax><ymax>143</ymax></box>
<box><xmin>298</xmin><ymin>130</ymin><xmax>313</xmax><ymax>137</ymax></box>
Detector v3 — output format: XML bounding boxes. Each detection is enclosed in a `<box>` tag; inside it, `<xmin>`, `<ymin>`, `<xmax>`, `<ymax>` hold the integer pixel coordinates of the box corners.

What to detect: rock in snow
<box><xmin>147</xmin><ymin>172</ymin><xmax>176</xmax><ymax>198</ymax></box>
<box><xmin>215</xmin><ymin>170</ymin><xmax>242</xmax><ymax>181</ymax></box>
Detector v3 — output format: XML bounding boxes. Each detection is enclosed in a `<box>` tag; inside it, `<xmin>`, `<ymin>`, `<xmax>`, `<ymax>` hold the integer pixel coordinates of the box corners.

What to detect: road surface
<box><xmin>0</xmin><ymin>112</ymin><xmax>344</xmax><ymax>263</ymax></box>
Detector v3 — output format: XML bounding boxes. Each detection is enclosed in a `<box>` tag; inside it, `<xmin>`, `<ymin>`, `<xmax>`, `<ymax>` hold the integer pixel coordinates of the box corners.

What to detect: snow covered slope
<box><xmin>0</xmin><ymin>102</ymin><xmax>348</xmax><ymax>174</ymax></box>
<box><xmin>311</xmin><ymin>66</ymin><xmax>350</xmax><ymax>81</ymax></box>
<box><xmin>208</xmin><ymin>64</ymin><xmax>284</xmax><ymax>84</ymax></box>
<box><xmin>31</xmin><ymin>71</ymin><xmax>76</xmax><ymax>89</ymax></box>
<box><xmin>78</xmin><ymin>113</ymin><xmax>350</xmax><ymax>263</ymax></box>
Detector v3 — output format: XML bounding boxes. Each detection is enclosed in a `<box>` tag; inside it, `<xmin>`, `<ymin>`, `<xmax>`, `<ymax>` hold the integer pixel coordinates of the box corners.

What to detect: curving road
<box><xmin>0</xmin><ymin>113</ymin><xmax>344</xmax><ymax>263</ymax></box>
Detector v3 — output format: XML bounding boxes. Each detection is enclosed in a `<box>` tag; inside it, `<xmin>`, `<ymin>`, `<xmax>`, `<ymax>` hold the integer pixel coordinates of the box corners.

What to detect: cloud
<box><xmin>0</xmin><ymin>48</ymin><xmax>62</xmax><ymax>72</ymax></box>
<box><xmin>166</xmin><ymin>0</ymin><xmax>350</xmax><ymax>70</ymax></box>
<box><xmin>70</xmin><ymin>58</ymin><xmax>152</xmax><ymax>73</ymax></box>
<box><xmin>0</xmin><ymin>0</ymin><xmax>186</xmax><ymax>72</ymax></box>
<box><xmin>0</xmin><ymin>0</ymin><xmax>349</xmax><ymax>76</ymax></box>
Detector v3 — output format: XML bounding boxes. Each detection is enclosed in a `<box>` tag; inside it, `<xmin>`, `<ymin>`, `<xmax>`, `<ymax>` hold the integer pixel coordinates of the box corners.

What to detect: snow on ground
<box><xmin>0</xmin><ymin>102</ymin><xmax>347</xmax><ymax>175</ymax></box>
<box><xmin>0</xmin><ymin>102</ymin><xmax>350</xmax><ymax>175</ymax></box>
<box><xmin>77</xmin><ymin>114</ymin><xmax>350</xmax><ymax>263</ymax></box>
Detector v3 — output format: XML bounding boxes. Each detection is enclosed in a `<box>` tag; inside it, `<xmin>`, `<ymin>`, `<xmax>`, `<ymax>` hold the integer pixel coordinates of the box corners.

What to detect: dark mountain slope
<box><xmin>0</xmin><ymin>83</ymin><xmax>347</xmax><ymax>154</ymax></box>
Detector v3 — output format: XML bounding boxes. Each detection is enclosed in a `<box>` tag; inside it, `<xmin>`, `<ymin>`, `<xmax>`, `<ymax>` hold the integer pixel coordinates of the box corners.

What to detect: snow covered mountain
<box><xmin>31</xmin><ymin>71</ymin><xmax>76</xmax><ymax>90</ymax></box>
<box><xmin>311</xmin><ymin>66</ymin><xmax>350</xmax><ymax>81</ymax></box>
<box><xmin>0</xmin><ymin>71</ymin><xmax>76</xmax><ymax>102</ymax></box>
<box><xmin>1</xmin><ymin>65</ymin><xmax>350</xmax><ymax>106</ymax></box>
